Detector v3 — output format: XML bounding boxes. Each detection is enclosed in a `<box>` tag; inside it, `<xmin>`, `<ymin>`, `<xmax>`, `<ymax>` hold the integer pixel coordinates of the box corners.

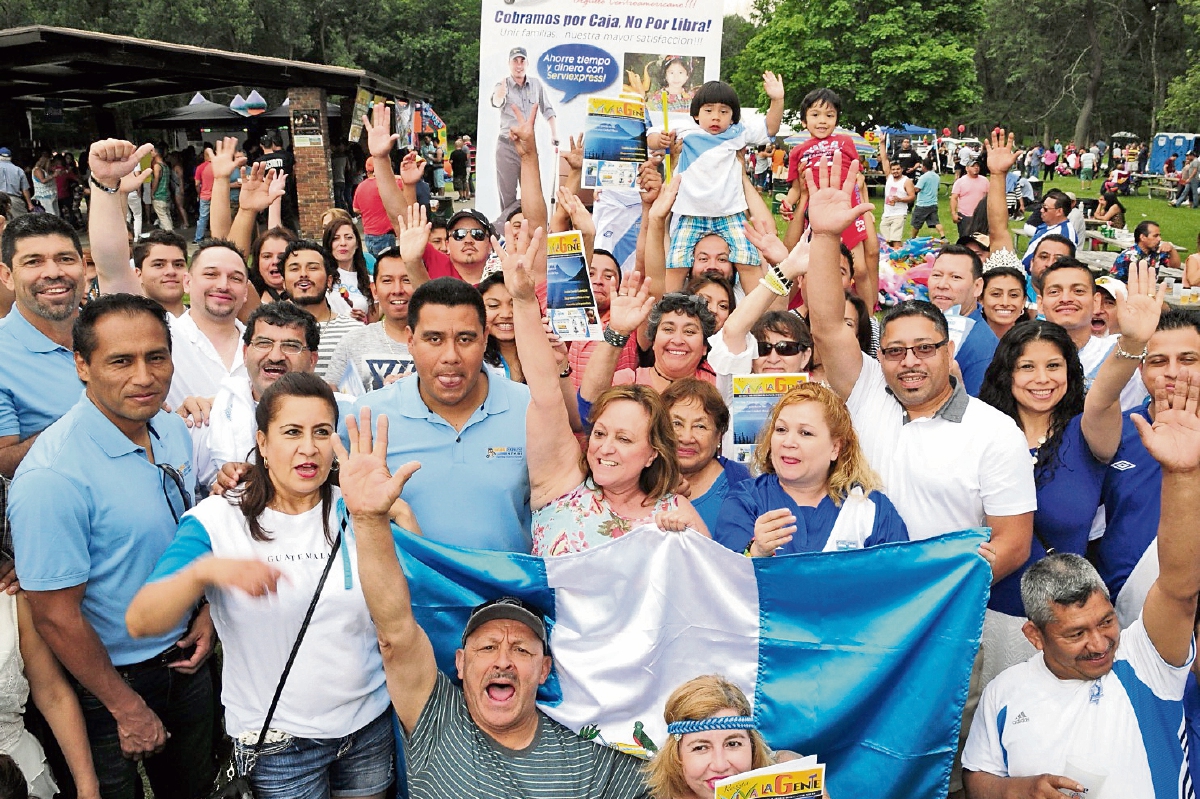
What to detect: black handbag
<box><xmin>207</xmin><ymin>524</ymin><xmax>344</xmax><ymax>799</ymax></box>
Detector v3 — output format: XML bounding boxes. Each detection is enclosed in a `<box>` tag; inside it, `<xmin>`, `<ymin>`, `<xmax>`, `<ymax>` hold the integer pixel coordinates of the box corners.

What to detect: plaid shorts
<box><xmin>668</xmin><ymin>211</ymin><xmax>760</xmax><ymax>270</ymax></box>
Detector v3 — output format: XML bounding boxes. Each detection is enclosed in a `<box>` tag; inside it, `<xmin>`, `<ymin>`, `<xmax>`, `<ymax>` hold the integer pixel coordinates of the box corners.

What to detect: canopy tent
<box><xmin>135</xmin><ymin>100</ymin><xmax>247</xmax><ymax>128</ymax></box>
<box><xmin>784</xmin><ymin>127</ymin><xmax>874</xmax><ymax>155</ymax></box>
<box><xmin>880</xmin><ymin>123</ymin><xmax>936</xmax><ymax>137</ymax></box>
<box><xmin>1149</xmin><ymin>132</ymin><xmax>1200</xmax><ymax>173</ymax></box>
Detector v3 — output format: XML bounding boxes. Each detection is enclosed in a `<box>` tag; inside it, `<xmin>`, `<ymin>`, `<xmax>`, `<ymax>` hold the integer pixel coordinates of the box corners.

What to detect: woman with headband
<box><xmin>644</xmin><ymin>675</ymin><xmax>829</xmax><ymax>798</ymax></box>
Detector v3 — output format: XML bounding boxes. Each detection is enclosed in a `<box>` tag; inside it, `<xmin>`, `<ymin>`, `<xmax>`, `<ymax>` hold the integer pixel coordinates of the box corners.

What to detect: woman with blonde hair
<box><xmin>714</xmin><ymin>383</ymin><xmax>908</xmax><ymax>555</ymax></box>
<box><xmin>646</xmin><ymin>675</ymin><xmax>825</xmax><ymax>799</ymax></box>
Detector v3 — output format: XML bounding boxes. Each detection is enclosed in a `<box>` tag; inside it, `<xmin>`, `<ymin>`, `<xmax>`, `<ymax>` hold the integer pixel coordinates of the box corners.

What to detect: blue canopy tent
<box><xmin>881</xmin><ymin>123</ymin><xmax>937</xmax><ymax>137</ymax></box>
<box><xmin>1149</xmin><ymin>132</ymin><xmax>1199</xmax><ymax>173</ymax></box>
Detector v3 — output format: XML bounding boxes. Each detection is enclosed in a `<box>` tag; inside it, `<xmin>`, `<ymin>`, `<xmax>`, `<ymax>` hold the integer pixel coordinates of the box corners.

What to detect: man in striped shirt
<box><xmin>279</xmin><ymin>239</ymin><xmax>360</xmax><ymax>383</ymax></box>
<box><xmin>349</xmin><ymin>453</ymin><xmax>648</xmax><ymax>799</ymax></box>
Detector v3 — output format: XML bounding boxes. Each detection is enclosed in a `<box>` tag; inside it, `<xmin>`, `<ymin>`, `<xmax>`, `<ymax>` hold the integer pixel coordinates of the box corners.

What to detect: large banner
<box><xmin>474</xmin><ymin>0</ymin><xmax>724</xmax><ymax>223</ymax></box>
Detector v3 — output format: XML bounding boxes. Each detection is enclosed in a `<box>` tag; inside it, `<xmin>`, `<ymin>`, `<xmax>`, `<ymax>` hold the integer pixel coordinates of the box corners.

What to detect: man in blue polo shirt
<box><xmin>925</xmin><ymin>243</ymin><xmax>999</xmax><ymax>396</ymax></box>
<box><xmin>8</xmin><ymin>294</ymin><xmax>215</xmax><ymax>799</ymax></box>
<box><xmin>1090</xmin><ymin>310</ymin><xmax>1200</xmax><ymax>628</ymax></box>
<box><xmin>345</xmin><ymin>277</ymin><xmax>531</xmax><ymax>552</ymax></box>
<box><xmin>0</xmin><ymin>213</ymin><xmax>88</xmax><ymax>477</ymax></box>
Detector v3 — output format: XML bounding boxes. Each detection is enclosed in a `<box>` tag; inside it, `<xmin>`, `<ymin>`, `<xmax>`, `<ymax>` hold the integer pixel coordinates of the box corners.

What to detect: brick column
<box><xmin>287</xmin><ymin>87</ymin><xmax>333</xmax><ymax>238</ymax></box>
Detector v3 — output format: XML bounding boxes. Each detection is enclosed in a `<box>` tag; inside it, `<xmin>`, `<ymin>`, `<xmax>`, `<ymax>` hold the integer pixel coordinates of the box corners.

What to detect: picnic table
<box><xmin>1132</xmin><ymin>173</ymin><xmax>1179</xmax><ymax>199</ymax></box>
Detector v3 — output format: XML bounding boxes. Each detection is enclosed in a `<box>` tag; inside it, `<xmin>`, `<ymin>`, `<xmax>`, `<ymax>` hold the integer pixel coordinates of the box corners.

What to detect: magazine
<box><xmin>546</xmin><ymin>231</ymin><xmax>603</xmax><ymax>342</ymax></box>
<box><xmin>582</xmin><ymin>97</ymin><xmax>648</xmax><ymax>189</ymax></box>
<box><xmin>715</xmin><ymin>756</ymin><xmax>826</xmax><ymax>799</ymax></box>
<box><xmin>730</xmin><ymin>374</ymin><xmax>810</xmax><ymax>464</ymax></box>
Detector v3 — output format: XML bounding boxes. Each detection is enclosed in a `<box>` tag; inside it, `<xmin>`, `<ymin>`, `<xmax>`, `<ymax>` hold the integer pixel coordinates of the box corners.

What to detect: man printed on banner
<box><xmin>490</xmin><ymin>46</ymin><xmax>558</xmax><ymax>226</ymax></box>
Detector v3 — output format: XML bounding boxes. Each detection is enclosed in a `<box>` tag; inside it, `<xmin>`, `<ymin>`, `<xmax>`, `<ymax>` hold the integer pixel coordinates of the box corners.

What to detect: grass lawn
<box><xmin>767</xmin><ymin>172</ymin><xmax>1200</xmax><ymax>253</ymax></box>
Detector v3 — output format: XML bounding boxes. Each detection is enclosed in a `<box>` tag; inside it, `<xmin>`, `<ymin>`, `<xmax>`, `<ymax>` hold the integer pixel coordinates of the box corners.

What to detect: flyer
<box><xmin>473</xmin><ymin>0</ymin><xmax>722</xmax><ymax>222</ymax></box>
<box><xmin>730</xmin><ymin>374</ymin><xmax>810</xmax><ymax>463</ymax></box>
<box><xmin>582</xmin><ymin>97</ymin><xmax>647</xmax><ymax>189</ymax></box>
<box><xmin>715</xmin><ymin>757</ymin><xmax>826</xmax><ymax>799</ymax></box>
<box><xmin>546</xmin><ymin>230</ymin><xmax>603</xmax><ymax>341</ymax></box>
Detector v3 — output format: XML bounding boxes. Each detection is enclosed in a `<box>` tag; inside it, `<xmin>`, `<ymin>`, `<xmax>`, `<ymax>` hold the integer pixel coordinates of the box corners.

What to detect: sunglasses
<box><xmin>450</xmin><ymin>228</ymin><xmax>489</xmax><ymax>242</ymax></box>
<box><xmin>157</xmin><ymin>463</ymin><xmax>193</xmax><ymax>525</ymax></box>
<box><xmin>878</xmin><ymin>339</ymin><xmax>950</xmax><ymax>362</ymax></box>
<box><xmin>757</xmin><ymin>340</ymin><xmax>808</xmax><ymax>357</ymax></box>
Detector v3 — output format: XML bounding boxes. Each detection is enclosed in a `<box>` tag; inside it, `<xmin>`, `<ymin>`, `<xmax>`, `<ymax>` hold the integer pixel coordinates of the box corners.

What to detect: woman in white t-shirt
<box><xmin>127</xmin><ymin>372</ymin><xmax>395</xmax><ymax>799</ymax></box>
<box><xmin>323</xmin><ymin>217</ymin><xmax>376</xmax><ymax>323</ymax></box>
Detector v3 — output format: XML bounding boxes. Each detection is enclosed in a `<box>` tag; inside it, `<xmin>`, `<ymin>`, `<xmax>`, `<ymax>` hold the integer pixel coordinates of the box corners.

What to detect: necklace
<box><xmin>1029</xmin><ymin>433</ymin><xmax>1048</xmax><ymax>465</ymax></box>
<box><xmin>652</xmin><ymin>364</ymin><xmax>678</xmax><ymax>386</ymax></box>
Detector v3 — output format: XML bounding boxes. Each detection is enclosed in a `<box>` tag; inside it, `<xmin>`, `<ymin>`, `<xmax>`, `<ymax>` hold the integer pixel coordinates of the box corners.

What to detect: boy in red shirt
<box><xmin>781</xmin><ymin>89</ymin><xmax>867</xmax><ymax>285</ymax></box>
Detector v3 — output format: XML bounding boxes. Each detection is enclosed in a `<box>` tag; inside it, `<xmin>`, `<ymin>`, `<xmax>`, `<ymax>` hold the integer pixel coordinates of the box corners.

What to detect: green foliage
<box><xmin>727</xmin><ymin>0</ymin><xmax>981</xmax><ymax>127</ymax></box>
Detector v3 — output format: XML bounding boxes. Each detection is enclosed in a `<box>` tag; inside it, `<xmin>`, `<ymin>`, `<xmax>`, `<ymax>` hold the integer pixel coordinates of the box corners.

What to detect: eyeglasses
<box><xmin>157</xmin><ymin>463</ymin><xmax>193</xmax><ymax>525</ymax></box>
<box><xmin>450</xmin><ymin>228</ymin><xmax>489</xmax><ymax>242</ymax></box>
<box><xmin>878</xmin><ymin>339</ymin><xmax>950</xmax><ymax>362</ymax></box>
<box><xmin>757</xmin><ymin>340</ymin><xmax>809</xmax><ymax>357</ymax></box>
<box><xmin>249</xmin><ymin>337</ymin><xmax>308</xmax><ymax>355</ymax></box>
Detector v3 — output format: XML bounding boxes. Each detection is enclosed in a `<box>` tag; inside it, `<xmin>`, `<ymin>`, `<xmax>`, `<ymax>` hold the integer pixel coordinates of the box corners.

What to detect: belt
<box><xmin>115</xmin><ymin>645</ymin><xmax>185</xmax><ymax>675</ymax></box>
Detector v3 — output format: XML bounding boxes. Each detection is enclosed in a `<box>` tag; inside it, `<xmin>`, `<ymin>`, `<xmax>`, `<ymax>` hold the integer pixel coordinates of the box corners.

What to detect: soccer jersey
<box><xmin>963</xmin><ymin>617</ymin><xmax>1193</xmax><ymax>799</ymax></box>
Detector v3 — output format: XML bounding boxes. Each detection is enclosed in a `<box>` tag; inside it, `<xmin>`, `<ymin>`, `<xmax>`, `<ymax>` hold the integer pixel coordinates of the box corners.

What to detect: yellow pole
<box><xmin>661</xmin><ymin>89</ymin><xmax>672</xmax><ymax>183</ymax></box>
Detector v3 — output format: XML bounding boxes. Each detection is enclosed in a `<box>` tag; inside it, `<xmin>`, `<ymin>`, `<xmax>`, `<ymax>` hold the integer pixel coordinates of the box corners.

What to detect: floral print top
<box><xmin>532</xmin><ymin>482</ymin><xmax>680</xmax><ymax>557</ymax></box>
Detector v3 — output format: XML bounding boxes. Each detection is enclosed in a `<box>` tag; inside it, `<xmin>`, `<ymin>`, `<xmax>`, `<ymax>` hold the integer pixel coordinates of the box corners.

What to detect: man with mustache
<box><xmin>803</xmin><ymin>157</ymin><xmax>1035</xmax><ymax>797</ymax></box>
<box><xmin>0</xmin><ymin>213</ymin><xmax>88</xmax><ymax>477</ymax></box>
<box><xmin>925</xmin><ymin>244</ymin><xmax>998</xmax><ymax>396</ymax></box>
<box><xmin>278</xmin><ymin>239</ymin><xmax>360</xmax><ymax>382</ymax></box>
<box><xmin>963</xmin><ymin>369</ymin><xmax>1200</xmax><ymax>798</ymax></box>
<box><xmin>86</xmin><ymin>139</ymin><xmax>251</xmax><ymax>411</ymax></box>
<box><xmin>339</xmin><ymin>422</ymin><xmax>645</xmax><ymax>799</ymax></box>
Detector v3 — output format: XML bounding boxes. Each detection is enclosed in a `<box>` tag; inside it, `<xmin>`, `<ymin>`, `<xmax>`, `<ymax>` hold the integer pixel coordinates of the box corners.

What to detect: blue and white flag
<box><xmin>394</xmin><ymin>524</ymin><xmax>989</xmax><ymax>799</ymax></box>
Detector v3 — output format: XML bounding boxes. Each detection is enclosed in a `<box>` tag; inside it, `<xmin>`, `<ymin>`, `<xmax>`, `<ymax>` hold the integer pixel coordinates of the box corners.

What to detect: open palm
<box><xmin>804</xmin><ymin>157</ymin><xmax>873</xmax><ymax>237</ymax></box>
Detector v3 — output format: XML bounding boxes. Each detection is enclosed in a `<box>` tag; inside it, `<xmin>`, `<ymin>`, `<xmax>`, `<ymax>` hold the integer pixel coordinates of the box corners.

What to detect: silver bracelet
<box><xmin>1114</xmin><ymin>340</ymin><xmax>1147</xmax><ymax>361</ymax></box>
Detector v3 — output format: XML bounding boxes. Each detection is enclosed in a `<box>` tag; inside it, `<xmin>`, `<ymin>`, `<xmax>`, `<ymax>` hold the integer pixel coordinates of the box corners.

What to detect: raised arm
<box><xmin>362</xmin><ymin>104</ymin><xmax>418</xmax><ymax>234</ymax></box>
<box><xmin>334</xmin><ymin>409</ymin><xmax>436</xmax><ymax>733</ymax></box>
<box><xmin>556</xmin><ymin>186</ymin><xmax>595</xmax><ymax>262</ymax></box>
<box><xmin>983</xmin><ymin>129</ymin><xmax>1016</xmax><ymax>253</ymax></box>
<box><xmin>551</xmin><ymin>135</ymin><xmax>585</xmax><ymax>233</ymax></box>
<box><xmin>87</xmin><ymin>140</ymin><xmax>153</xmax><ymax>295</ymax></box>
<box><xmin>499</xmin><ymin>224</ymin><xmax>585</xmax><ymax>508</ymax></box>
<box><xmin>510</xmin><ymin>104</ymin><xmax>548</xmax><ymax>251</ymax></box>
<box><xmin>762</xmin><ymin>71</ymin><xmax>785</xmax><ymax>139</ymax></box>
<box><xmin>396</xmin><ymin>203</ymin><xmax>434</xmax><ymax>289</ymax></box>
<box><xmin>805</xmin><ymin>157</ymin><xmax>874</xmax><ymax>398</ymax></box>
<box><xmin>1082</xmin><ymin>260</ymin><xmax>1165</xmax><ymax>462</ymax></box>
<box><xmin>729</xmin><ymin>229</ymin><xmax>811</xmax><ymax>353</ymax></box>
<box><xmin>634</xmin><ymin>157</ymin><xmax>663</xmax><ymax>277</ymax></box>
<box><xmin>209</xmin><ymin>137</ymin><xmax>245</xmax><ymax>241</ymax></box>
<box><xmin>580</xmin><ymin>270</ymin><xmax>655</xmax><ymax>403</ymax></box>
<box><xmin>647</xmin><ymin>174</ymin><xmax>680</xmax><ymax>297</ymax></box>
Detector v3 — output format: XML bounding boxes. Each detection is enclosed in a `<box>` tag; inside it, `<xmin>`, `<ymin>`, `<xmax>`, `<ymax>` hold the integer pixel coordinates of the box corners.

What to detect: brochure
<box><xmin>546</xmin><ymin>231</ymin><xmax>603</xmax><ymax>342</ymax></box>
<box><xmin>582</xmin><ymin>98</ymin><xmax>648</xmax><ymax>189</ymax></box>
<box><xmin>715</xmin><ymin>756</ymin><xmax>826</xmax><ymax>799</ymax></box>
<box><xmin>730</xmin><ymin>374</ymin><xmax>810</xmax><ymax>464</ymax></box>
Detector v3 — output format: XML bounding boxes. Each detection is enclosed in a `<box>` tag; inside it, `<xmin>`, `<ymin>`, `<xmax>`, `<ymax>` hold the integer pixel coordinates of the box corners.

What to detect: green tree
<box><xmin>720</xmin><ymin>14</ymin><xmax>755</xmax><ymax>84</ymax></box>
<box><xmin>731</xmin><ymin>0</ymin><xmax>981</xmax><ymax>126</ymax></box>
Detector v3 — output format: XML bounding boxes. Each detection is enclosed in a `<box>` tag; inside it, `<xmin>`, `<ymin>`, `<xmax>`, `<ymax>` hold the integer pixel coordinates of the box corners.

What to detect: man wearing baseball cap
<box><xmin>0</xmin><ymin>148</ymin><xmax>32</xmax><ymax>217</ymax></box>
<box><xmin>343</xmin><ymin>434</ymin><xmax>647</xmax><ymax>798</ymax></box>
<box><xmin>489</xmin><ymin>46</ymin><xmax>558</xmax><ymax>224</ymax></box>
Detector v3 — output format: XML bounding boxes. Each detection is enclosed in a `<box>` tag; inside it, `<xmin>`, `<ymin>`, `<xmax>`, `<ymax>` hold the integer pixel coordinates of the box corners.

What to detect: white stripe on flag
<box><xmin>541</xmin><ymin>526</ymin><xmax>760</xmax><ymax>752</ymax></box>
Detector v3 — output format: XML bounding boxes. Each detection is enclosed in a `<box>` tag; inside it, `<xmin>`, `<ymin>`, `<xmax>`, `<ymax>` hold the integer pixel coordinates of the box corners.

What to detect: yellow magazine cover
<box><xmin>714</xmin><ymin>758</ymin><xmax>825</xmax><ymax>799</ymax></box>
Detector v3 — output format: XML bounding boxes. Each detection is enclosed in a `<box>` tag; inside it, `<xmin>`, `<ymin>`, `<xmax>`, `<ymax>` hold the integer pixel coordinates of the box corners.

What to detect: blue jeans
<box><xmin>194</xmin><ymin>199</ymin><xmax>211</xmax><ymax>242</ymax></box>
<box><xmin>236</xmin><ymin>710</ymin><xmax>394</xmax><ymax>799</ymax></box>
<box><xmin>75</xmin><ymin>659</ymin><xmax>215</xmax><ymax>799</ymax></box>
<box><xmin>363</xmin><ymin>233</ymin><xmax>395</xmax><ymax>258</ymax></box>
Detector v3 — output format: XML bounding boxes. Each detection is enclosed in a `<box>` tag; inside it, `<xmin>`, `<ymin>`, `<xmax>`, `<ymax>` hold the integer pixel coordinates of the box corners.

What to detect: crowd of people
<box><xmin>0</xmin><ymin>75</ymin><xmax>1197</xmax><ymax>799</ymax></box>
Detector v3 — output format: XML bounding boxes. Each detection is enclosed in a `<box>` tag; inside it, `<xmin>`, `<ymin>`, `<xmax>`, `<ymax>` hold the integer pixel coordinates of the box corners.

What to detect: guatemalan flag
<box><xmin>394</xmin><ymin>524</ymin><xmax>990</xmax><ymax>799</ymax></box>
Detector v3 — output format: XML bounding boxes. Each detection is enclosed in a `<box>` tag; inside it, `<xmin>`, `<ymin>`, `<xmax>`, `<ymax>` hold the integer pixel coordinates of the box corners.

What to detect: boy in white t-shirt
<box><xmin>963</xmin><ymin>374</ymin><xmax>1200</xmax><ymax>798</ymax></box>
<box><xmin>649</xmin><ymin>73</ymin><xmax>784</xmax><ymax>276</ymax></box>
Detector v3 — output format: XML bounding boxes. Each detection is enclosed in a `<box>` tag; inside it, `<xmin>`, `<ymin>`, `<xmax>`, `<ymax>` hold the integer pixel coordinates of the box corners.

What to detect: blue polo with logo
<box><xmin>346</xmin><ymin>372</ymin><xmax>532</xmax><ymax>553</ymax></box>
<box><xmin>8</xmin><ymin>394</ymin><xmax>193</xmax><ymax>665</ymax></box>
<box><xmin>0</xmin><ymin>308</ymin><xmax>83</xmax><ymax>439</ymax></box>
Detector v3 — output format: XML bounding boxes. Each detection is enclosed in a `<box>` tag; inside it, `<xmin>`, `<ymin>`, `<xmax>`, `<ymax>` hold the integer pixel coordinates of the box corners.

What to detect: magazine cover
<box><xmin>582</xmin><ymin>97</ymin><xmax>648</xmax><ymax>189</ymax></box>
<box><xmin>546</xmin><ymin>231</ymin><xmax>603</xmax><ymax>341</ymax></box>
<box><xmin>730</xmin><ymin>374</ymin><xmax>810</xmax><ymax>463</ymax></box>
<box><xmin>715</xmin><ymin>757</ymin><xmax>826</xmax><ymax>799</ymax></box>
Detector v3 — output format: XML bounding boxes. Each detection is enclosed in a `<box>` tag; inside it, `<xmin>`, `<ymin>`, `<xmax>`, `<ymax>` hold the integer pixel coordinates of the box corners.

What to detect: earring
<box><xmin>330</xmin><ymin>458</ymin><xmax>340</xmax><ymax>472</ymax></box>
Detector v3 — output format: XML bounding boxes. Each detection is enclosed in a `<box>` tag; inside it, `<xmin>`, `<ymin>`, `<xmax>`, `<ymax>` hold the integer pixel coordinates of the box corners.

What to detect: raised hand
<box><xmin>762</xmin><ymin>71</ymin><xmax>785</xmax><ymax>101</ymax></box>
<box><xmin>509</xmin><ymin>103</ymin><xmax>539</xmax><ymax>158</ymax></box>
<box><xmin>1133</xmin><ymin>369</ymin><xmax>1200</xmax><ymax>474</ymax></box>
<box><xmin>363</xmin><ymin>103</ymin><xmax>399</xmax><ymax>159</ymax></box>
<box><xmin>563</xmin><ymin>134</ymin><xmax>584</xmax><ymax>171</ymax></box>
<box><xmin>638</xmin><ymin>157</ymin><xmax>664</xmax><ymax>206</ymax></box>
<box><xmin>608</xmin><ymin>270</ymin><xmax>655</xmax><ymax>335</ymax></box>
<box><xmin>985</xmin><ymin>128</ymin><xmax>1018</xmax><ymax>176</ymax></box>
<box><xmin>237</xmin><ymin>163</ymin><xmax>284</xmax><ymax>213</ymax></box>
<box><xmin>268</xmin><ymin>169</ymin><xmax>287</xmax><ymax>202</ymax></box>
<box><xmin>744</xmin><ymin>218</ymin><xmax>790</xmax><ymax>266</ymax></box>
<box><xmin>396</xmin><ymin>203</ymin><xmax>431</xmax><ymax>264</ymax></box>
<box><xmin>399</xmin><ymin>151</ymin><xmax>424</xmax><ymax>186</ymax></box>
<box><xmin>776</xmin><ymin>231</ymin><xmax>813</xmax><ymax>282</ymax></box>
<box><xmin>211</xmin><ymin>136</ymin><xmax>246</xmax><ymax>181</ymax></box>
<box><xmin>649</xmin><ymin>174</ymin><xmax>681</xmax><ymax>221</ymax></box>
<box><xmin>804</xmin><ymin>155</ymin><xmax>873</xmax><ymax>237</ymax></box>
<box><xmin>1116</xmin><ymin>258</ymin><xmax>1166</xmax><ymax>344</ymax></box>
<box><xmin>556</xmin><ymin>186</ymin><xmax>594</xmax><ymax>238</ymax></box>
<box><xmin>333</xmin><ymin>408</ymin><xmax>422</xmax><ymax>518</ymax></box>
<box><xmin>89</xmin><ymin>139</ymin><xmax>154</xmax><ymax>188</ymax></box>
<box><xmin>494</xmin><ymin>222</ymin><xmax>544</xmax><ymax>302</ymax></box>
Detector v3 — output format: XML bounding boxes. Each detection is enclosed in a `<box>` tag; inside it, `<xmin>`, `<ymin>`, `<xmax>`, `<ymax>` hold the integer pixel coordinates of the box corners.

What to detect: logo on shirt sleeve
<box><xmin>486</xmin><ymin>446</ymin><xmax>524</xmax><ymax>460</ymax></box>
